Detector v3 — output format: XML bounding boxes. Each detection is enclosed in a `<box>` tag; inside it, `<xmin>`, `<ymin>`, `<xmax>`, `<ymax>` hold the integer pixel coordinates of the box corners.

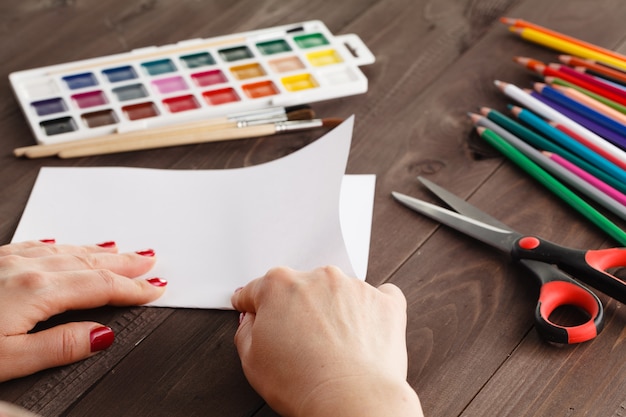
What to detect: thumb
<box><xmin>0</xmin><ymin>322</ymin><xmax>114</xmax><ymax>382</ymax></box>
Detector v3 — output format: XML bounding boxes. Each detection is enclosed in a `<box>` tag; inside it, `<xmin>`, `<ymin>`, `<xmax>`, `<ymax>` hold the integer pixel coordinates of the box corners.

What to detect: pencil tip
<box><xmin>479</xmin><ymin>107</ymin><xmax>491</xmax><ymax>116</ymax></box>
<box><xmin>467</xmin><ymin>112</ymin><xmax>481</xmax><ymax>123</ymax></box>
<box><xmin>322</xmin><ymin>118</ymin><xmax>344</xmax><ymax>128</ymax></box>
<box><xmin>500</xmin><ymin>17</ymin><xmax>515</xmax><ymax>25</ymax></box>
<box><xmin>475</xmin><ymin>126</ymin><xmax>486</xmax><ymax>134</ymax></box>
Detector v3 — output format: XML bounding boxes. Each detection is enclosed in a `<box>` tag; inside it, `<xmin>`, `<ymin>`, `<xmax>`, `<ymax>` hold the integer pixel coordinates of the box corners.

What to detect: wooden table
<box><xmin>2</xmin><ymin>1</ymin><xmax>626</xmax><ymax>415</ymax></box>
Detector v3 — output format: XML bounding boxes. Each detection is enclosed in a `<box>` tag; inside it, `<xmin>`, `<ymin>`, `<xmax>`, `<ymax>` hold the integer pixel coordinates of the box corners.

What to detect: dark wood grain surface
<box><xmin>1</xmin><ymin>1</ymin><xmax>626</xmax><ymax>416</ymax></box>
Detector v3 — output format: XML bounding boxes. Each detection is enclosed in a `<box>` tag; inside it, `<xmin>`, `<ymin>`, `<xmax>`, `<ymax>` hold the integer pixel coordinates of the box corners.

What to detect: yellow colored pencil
<box><xmin>510</xmin><ymin>27</ymin><xmax>626</xmax><ymax>72</ymax></box>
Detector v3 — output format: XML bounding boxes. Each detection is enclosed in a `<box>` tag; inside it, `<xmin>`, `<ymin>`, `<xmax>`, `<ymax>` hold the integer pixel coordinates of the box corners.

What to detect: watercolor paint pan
<box><xmin>9</xmin><ymin>20</ymin><xmax>375</xmax><ymax>146</ymax></box>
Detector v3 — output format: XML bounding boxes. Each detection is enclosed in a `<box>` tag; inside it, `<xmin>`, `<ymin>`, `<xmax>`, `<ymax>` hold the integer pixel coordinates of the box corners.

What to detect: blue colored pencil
<box><xmin>535</xmin><ymin>82</ymin><xmax>626</xmax><ymax>139</ymax></box>
<box><xmin>530</xmin><ymin>90</ymin><xmax>626</xmax><ymax>150</ymax></box>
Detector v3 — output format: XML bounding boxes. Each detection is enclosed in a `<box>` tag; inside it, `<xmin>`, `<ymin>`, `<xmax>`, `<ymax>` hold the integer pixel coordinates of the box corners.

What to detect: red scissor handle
<box><xmin>536</xmin><ymin>281</ymin><xmax>603</xmax><ymax>344</ymax></box>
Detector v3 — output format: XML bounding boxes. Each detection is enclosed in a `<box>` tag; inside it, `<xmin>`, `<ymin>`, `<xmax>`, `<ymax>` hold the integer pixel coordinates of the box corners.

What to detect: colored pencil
<box><xmin>502</xmin><ymin>18</ymin><xmax>626</xmax><ymax>68</ymax></box>
<box><xmin>546</xmin><ymin>151</ymin><xmax>626</xmax><ymax>208</ymax></box>
<box><xmin>574</xmin><ymin>66</ymin><xmax>626</xmax><ymax>88</ymax></box>
<box><xmin>533</xmin><ymin>83</ymin><xmax>626</xmax><ymax>139</ymax></box>
<box><xmin>559</xmin><ymin>55</ymin><xmax>626</xmax><ymax>85</ymax></box>
<box><xmin>508</xmin><ymin>26</ymin><xmax>626</xmax><ymax>72</ymax></box>
<box><xmin>549</xmin><ymin>120</ymin><xmax>626</xmax><ymax>173</ymax></box>
<box><xmin>513</xmin><ymin>57</ymin><xmax>626</xmax><ymax>107</ymax></box>
<box><xmin>477</xmin><ymin>126</ymin><xmax>626</xmax><ymax>245</ymax></box>
<box><xmin>470</xmin><ymin>113</ymin><xmax>626</xmax><ymax>221</ymax></box>
<box><xmin>550</xmin><ymin>83</ymin><xmax>626</xmax><ymax>125</ymax></box>
<box><xmin>547</xmin><ymin>77</ymin><xmax>626</xmax><ymax>114</ymax></box>
<box><xmin>494</xmin><ymin>80</ymin><xmax>626</xmax><ymax>166</ymax></box>
<box><xmin>549</xmin><ymin>64</ymin><xmax>626</xmax><ymax>102</ymax></box>
<box><xmin>509</xmin><ymin>105</ymin><xmax>626</xmax><ymax>183</ymax></box>
<box><xmin>479</xmin><ymin>107</ymin><xmax>626</xmax><ymax>194</ymax></box>
<box><xmin>56</xmin><ymin>118</ymin><xmax>342</xmax><ymax>158</ymax></box>
<box><xmin>530</xmin><ymin>90</ymin><xmax>626</xmax><ymax>151</ymax></box>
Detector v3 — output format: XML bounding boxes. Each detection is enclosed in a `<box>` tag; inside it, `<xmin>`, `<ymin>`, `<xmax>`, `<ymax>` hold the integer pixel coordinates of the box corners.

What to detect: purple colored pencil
<box><xmin>530</xmin><ymin>91</ymin><xmax>626</xmax><ymax>150</ymax></box>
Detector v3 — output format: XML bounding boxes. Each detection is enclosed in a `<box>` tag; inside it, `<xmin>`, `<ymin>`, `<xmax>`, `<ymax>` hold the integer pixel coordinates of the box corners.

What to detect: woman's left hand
<box><xmin>0</xmin><ymin>240</ymin><xmax>167</xmax><ymax>382</ymax></box>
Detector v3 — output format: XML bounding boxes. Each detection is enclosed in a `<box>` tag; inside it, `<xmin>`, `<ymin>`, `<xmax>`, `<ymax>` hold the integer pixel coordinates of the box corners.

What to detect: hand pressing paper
<box><xmin>12</xmin><ymin>116</ymin><xmax>375</xmax><ymax>309</ymax></box>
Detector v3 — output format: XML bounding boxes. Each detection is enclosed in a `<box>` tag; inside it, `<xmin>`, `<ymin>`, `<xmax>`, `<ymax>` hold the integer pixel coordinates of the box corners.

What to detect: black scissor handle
<box><xmin>520</xmin><ymin>259</ymin><xmax>604</xmax><ymax>344</ymax></box>
<box><xmin>512</xmin><ymin>236</ymin><xmax>626</xmax><ymax>304</ymax></box>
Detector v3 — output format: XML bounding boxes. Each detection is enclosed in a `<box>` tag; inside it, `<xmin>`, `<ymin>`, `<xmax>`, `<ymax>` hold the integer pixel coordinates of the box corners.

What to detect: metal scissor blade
<box><xmin>417</xmin><ymin>176</ymin><xmax>516</xmax><ymax>232</ymax></box>
<box><xmin>391</xmin><ymin>191</ymin><xmax>519</xmax><ymax>253</ymax></box>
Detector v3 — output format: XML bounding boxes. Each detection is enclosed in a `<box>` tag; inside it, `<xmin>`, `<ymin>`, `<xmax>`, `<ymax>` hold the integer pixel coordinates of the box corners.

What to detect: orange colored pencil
<box><xmin>501</xmin><ymin>17</ymin><xmax>626</xmax><ymax>65</ymax></box>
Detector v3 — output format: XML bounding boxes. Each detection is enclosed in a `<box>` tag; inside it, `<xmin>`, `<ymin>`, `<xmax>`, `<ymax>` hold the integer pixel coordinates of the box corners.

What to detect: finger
<box><xmin>0</xmin><ymin>322</ymin><xmax>114</xmax><ymax>383</ymax></box>
<box><xmin>233</xmin><ymin>312</ymin><xmax>255</xmax><ymax>361</ymax></box>
<box><xmin>0</xmin><ymin>240</ymin><xmax>119</xmax><ymax>258</ymax></box>
<box><xmin>8</xmin><ymin>250</ymin><xmax>158</xmax><ymax>278</ymax></box>
<box><xmin>40</xmin><ymin>271</ymin><xmax>168</xmax><ymax>315</ymax></box>
<box><xmin>377</xmin><ymin>283</ymin><xmax>407</xmax><ymax>307</ymax></box>
<box><xmin>231</xmin><ymin>266</ymin><xmax>299</xmax><ymax>313</ymax></box>
<box><xmin>230</xmin><ymin>277</ymin><xmax>264</xmax><ymax>313</ymax></box>
<box><xmin>0</xmin><ymin>401</ymin><xmax>41</xmax><ymax>417</ymax></box>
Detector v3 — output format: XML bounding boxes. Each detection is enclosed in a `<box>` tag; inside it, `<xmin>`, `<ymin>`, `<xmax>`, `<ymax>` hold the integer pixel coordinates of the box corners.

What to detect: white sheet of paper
<box><xmin>12</xmin><ymin>116</ymin><xmax>376</xmax><ymax>309</ymax></box>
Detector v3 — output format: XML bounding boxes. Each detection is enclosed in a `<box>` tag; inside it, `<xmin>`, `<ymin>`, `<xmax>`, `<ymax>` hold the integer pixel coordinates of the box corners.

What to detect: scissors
<box><xmin>392</xmin><ymin>177</ymin><xmax>626</xmax><ymax>344</ymax></box>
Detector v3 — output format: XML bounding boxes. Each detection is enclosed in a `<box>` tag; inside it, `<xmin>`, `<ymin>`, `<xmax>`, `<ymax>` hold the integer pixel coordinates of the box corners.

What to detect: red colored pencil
<box><xmin>513</xmin><ymin>57</ymin><xmax>626</xmax><ymax>107</ymax></box>
<box><xmin>550</xmin><ymin>63</ymin><xmax>626</xmax><ymax>101</ymax></box>
<box><xmin>549</xmin><ymin>121</ymin><xmax>626</xmax><ymax>171</ymax></box>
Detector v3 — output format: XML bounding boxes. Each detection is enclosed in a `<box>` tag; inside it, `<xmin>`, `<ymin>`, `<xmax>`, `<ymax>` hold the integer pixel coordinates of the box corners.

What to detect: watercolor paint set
<box><xmin>9</xmin><ymin>20</ymin><xmax>374</xmax><ymax>145</ymax></box>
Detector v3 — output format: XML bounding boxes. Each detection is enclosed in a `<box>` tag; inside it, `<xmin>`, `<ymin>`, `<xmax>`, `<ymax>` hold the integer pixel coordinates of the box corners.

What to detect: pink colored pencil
<box><xmin>546</xmin><ymin>151</ymin><xmax>626</xmax><ymax>206</ymax></box>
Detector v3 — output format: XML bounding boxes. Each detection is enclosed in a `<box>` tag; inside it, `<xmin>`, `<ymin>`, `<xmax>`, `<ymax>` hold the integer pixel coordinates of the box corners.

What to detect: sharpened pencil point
<box><xmin>467</xmin><ymin>112</ymin><xmax>482</xmax><ymax>123</ymax></box>
<box><xmin>479</xmin><ymin>107</ymin><xmax>491</xmax><ymax>116</ymax></box>
<box><xmin>476</xmin><ymin>126</ymin><xmax>486</xmax><ymax>135</ymax></box>
<box><xmin>499</xmin><ymin>17</ymin><xmax>516</xmax><ymax>25</ymax></box>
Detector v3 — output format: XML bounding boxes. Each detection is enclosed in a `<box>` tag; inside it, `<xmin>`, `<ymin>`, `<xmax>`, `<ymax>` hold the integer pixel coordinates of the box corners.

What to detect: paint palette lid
<box><xmin>9</xmin><ymin>20</ymin><xmax>375</xmax><ymax>145</ymax></box>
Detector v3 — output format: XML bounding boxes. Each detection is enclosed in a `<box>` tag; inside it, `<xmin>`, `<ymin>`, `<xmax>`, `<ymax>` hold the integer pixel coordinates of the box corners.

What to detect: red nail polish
<box><xmin>96</xmin><ymin>241</ymin><xmax>116</xmax><ymax>248</ymax></box>
<box><xmin>40</xmin><ymin>239</ymin><xmax>56</xmax><ymax>244</ymax></box>
<box><xmin>136</xmin><ymin>249</ymin><xmax>155</xmax><ymax>257</ymax></box>
<box><xmin>90</xmin><ymin>326</ymin><xmax>114</xmax><ymax>352</ymax></box>
<box><xmin>146</xmin><ymin>277</ymin><xmax>167</xmax><ymax>287</ymax></box>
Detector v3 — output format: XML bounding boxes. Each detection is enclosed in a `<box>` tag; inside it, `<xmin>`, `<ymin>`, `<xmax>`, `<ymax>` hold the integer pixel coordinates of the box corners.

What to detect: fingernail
<box><xmin>40</xmin><ymin>239</ymin><xmax>56</xmax><ymax>244</ymax></box>
<box><xmin>90</xmin><ymin>326</ymin><xmax>114</xmax><ymax>352</ymax></box>
<box><xmin>146</xmin><ymin>277</ymin><xmax>167</xmax><ymax>287</ymax></box>
<box><xmin>136</xmin><ymin>249</ymin><xmax>155</xmax><ymax>257</ymax></box>
<box><xmin>96</xmin><ymin>241</ymin><xmax>116</xmax><ymax>248</ymax></box>
<box><xmin>239</xmin><ymin>312</ymin><xmax>246</xmax><ymax>325</ymax></box>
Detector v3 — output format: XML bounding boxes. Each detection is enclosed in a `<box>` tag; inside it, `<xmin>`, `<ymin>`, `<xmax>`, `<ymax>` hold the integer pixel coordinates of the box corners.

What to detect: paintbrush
<box><xmin>56</xmin><ymin>117</ymin><xmax>343</xmax><ymax>158</ymax></box>
<box><xmin>14</xmin><ymin>105</ymin><xmax>314</xmax><ymax>159</ymax></box>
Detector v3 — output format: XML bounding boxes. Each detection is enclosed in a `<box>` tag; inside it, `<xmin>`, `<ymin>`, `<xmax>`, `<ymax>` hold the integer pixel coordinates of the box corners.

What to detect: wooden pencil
<box><xmin>508</xmin><ymin>26</ymin><xmax>626</xmax><ymax>72</ymax></box>
<box><xmin>513</xmin><ymin>57</ymin><xmax>626</xmax><ymax>107</ymax></box>
<box><xmin>470</xmin><ymin>111</ymin><xmax>626</xmax><ymax>220</ymax></box>
<box><xmin>477</xmin><ymin>126</ymin><xmax>626</xmax><ymax>245</ymax></box>
<box><xmin>559</xmin><ymin>55</ymin><xmax>626</xmax><ymax>84</ymax></box>
<box><xmin>547</xmin><ymin>77</ymin><xmax>626</xmax><ymax>115</ymax></box>
<box><xmin>495</xmin><ymin>80</ymin><xmax>626</xmax><ymax>170</ymax></box>
<box><xmin>501</xmin><ymin>18</ymin><xmax>626</xmax><ymax>68</ymax></box>
<box><xmin>550</xmin><ymin>83</ymin><xmax>626</xmax><ymax>125</ymax></box>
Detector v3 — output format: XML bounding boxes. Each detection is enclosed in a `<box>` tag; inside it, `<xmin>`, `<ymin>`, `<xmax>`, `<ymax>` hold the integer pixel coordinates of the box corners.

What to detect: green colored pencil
<box><xmin>477</xmin><ymin>126</ymin><xmax>626</xmax><ymax>245</ymax></box>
